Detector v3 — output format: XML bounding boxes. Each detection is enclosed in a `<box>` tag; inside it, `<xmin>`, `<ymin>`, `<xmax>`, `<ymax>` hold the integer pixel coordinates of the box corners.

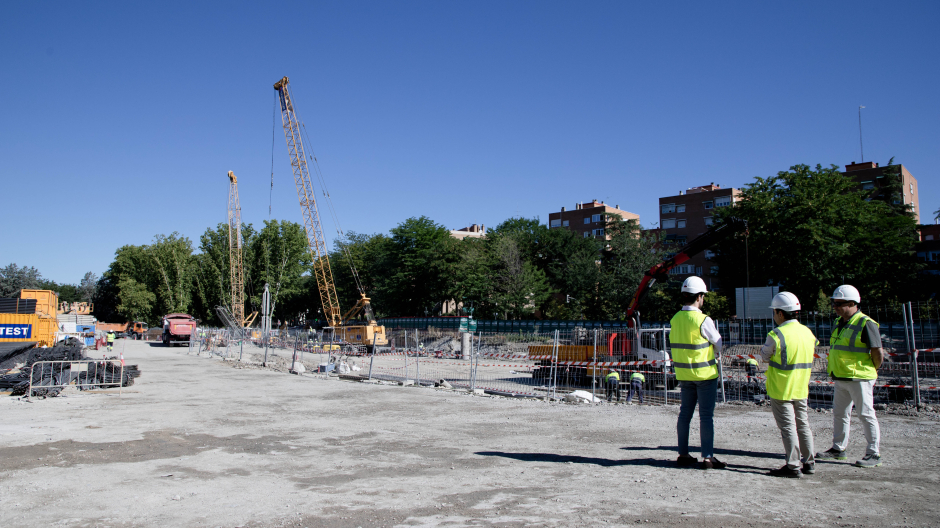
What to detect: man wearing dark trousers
<box><xmin>627</xmin><ymin>371</ymin><xmax>645</xmax><ymax>403</ymax></box>
<box><xmin>605</xmin><ymin>370</ymin><xmax>621</xmax><ymax>402</ymax></box>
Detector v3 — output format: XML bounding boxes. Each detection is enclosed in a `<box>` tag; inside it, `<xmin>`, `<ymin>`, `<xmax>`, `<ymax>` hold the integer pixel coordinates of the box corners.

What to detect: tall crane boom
<box><xmin>227</xmin><ymin>170</ymin><xmax>246</xmax><ymax>326</ymax></box>
<box><xmin>273</xmin><ymin>76</ymin><xmax>343</xmax><ymax>327</ymax></box>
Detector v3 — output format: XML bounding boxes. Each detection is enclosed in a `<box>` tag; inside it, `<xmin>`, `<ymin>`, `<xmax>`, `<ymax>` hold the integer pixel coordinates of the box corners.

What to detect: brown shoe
<box><xmin>700</xmin><ymin>457</ymin><xmax>727</xmax><ymax>469</ymax></box>
<box><xmin>676</xmin><ymin>455</ymin><xmax>698</xmax><ymax>467</ymax></box>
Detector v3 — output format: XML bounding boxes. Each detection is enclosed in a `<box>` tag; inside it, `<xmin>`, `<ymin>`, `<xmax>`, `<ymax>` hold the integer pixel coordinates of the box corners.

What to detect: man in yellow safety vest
<box><xmin>106</xmin><ymin>330</ymin><xmax>116</xmax><ymax>352</ymax></box>
<box><xmin>669</xmin><ymin>276</ymin><xmax>726</xmax><ymax>469</ymax></box>
<box><xmin>760</xmin><ymin>292</ymin><xmax>818</xmax><ymax>478</ymax></box>
<box><xmin>626</xmin><ymin>371</ymin><xmax>645</xmax><ymax>404</ymax></box>
<box><xmin>605</xmin><ymin>370</ymin><xmax>621</xmax><ymax>402</ymax></box>
<box><xmin>746</xmin><ymin>357</ymin><xmax>759</xmax><ymax>382</ymax></box>
<box><xmin>816</xmin><ymin>285</ymin><xmax>884</xmax><ymax>468</ymax></box>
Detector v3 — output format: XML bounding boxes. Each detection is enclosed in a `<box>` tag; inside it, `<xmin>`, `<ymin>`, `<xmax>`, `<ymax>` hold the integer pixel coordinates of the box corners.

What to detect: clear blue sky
<box><xmin>3</xmin><ymin>1</ymin><xmax>938</xmax><ymax>285</ymax></box>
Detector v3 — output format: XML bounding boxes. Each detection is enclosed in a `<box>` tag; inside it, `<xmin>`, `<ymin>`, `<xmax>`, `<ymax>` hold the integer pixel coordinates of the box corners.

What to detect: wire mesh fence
<box><xmin>175</xmin><ymin>301</ymin><xmax>940</xmax><ymax>407</ymax></box>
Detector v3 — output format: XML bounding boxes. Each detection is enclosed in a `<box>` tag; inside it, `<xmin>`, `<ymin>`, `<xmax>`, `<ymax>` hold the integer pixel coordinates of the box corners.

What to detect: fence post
<box><xmin>415</xmin><ymin>329</ymin><xmax>421</xmax><ymax>387</ymax></box>
<box><xmin>368</xmin><ymin>340</ymin><xmax>376</xmax><ymax>381</ymax></box>
<box><xmin>908</xmin><ymin>302</ymin><xmax>921</xmax><ymax>406</ymax></box>
<box><xmin>662</xmin><ymin>327</ymin><xmax>669</xmax><ymax>405</ymax></box>
<box><xmin>551</xmin><ymin>330</ymin><xmax>559</xmax><ymax>400</ymax></box>
<box><xmin>592</xmin><ymin>329</ymin><xmax>597</xmax><ymax>402</ymax></box>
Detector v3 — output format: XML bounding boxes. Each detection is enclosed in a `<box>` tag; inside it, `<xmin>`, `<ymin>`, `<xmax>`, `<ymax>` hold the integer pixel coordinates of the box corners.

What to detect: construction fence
<box><xmin>180</xmin><ymin>301</ymin><xmax>939</xmax><ymax>407</ymax></box>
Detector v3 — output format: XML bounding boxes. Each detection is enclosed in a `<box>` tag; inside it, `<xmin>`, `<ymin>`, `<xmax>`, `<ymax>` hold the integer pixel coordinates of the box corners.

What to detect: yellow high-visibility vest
<box><xmin>669</xmin><ymin>310</ymin><xmax>718</xmax><ymax>381</ymax></box>
<box><xmin>765</xmin><ymin>322</ymin><xmax>817</xmax><ymax>400</ymax></box>
<box><xmin>828</xmin><ymin>311</ymin><xmax>878</xmax><ymax>380</ymax></box>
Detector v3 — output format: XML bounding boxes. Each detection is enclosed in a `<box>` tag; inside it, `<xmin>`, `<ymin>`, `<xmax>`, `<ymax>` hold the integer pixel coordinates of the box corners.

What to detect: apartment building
<box><xmin>548</xmin><ymin>200</ymin><xmax>640</xmax><ymax>240</ymax></box>
<box><xmin>658</xmin><ymin>184</ymin><xmax>742</xmax><ymax>290</ymax></box>
<box><xmin>450</xmin><ymin>224</ymin><xmax>486</xmax><ymax>240</ymax></box>
<box><xmin>843</xmin><ymin>161</ymin><xmax>920</xmax><ymax>223</ymax></box>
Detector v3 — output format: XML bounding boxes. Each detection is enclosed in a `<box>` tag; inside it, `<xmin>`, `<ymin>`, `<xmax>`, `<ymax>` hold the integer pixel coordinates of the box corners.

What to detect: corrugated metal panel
<box><xmin>0</xmin><ymin>298</ymin><xmax>37</xmax><ymax>314</ymax></box>
<box><xmin>19</xmin><ymin>290</ymin><xmax>58</xmax><ymax>318</ymax></box>
<box><xmin>0</xmin><ymin>313</ymin><xmax>57</xmax><ymax>346</ymax></box>
<box><xmin>735</xmin><ymin>286</ymin><xmax>780</xmax><ymax>319</ymax></box>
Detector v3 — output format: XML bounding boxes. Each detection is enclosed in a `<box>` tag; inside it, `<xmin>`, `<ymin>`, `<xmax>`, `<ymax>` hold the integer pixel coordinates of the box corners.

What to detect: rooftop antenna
<box><xmin>858</xmin><ymin>105</ymin><xmax>866</xmax><ymax>162</ymax></box>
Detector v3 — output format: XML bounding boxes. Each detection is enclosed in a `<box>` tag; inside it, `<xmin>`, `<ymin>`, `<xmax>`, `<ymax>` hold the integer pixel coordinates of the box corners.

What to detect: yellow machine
<box><xmin>274</xmin><ymin>76</ymin><xmax>387</xmax><ymax>350</ymax></box>
<box><xmin>226</xmin><ymin>170</ymin><xmax>258</xmax><ymax>329</ymax></box>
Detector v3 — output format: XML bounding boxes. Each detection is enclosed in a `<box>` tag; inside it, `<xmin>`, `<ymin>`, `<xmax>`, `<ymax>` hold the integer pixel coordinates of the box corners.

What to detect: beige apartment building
<box><xmin>547</xmin><ymin>200</ymin><xmax>639</xmax><ymax>240</ymax></box>
<box><xmin>658</xmin><ymin>184</ymin><xmax>742</xmax><ymax>290</ymax></box>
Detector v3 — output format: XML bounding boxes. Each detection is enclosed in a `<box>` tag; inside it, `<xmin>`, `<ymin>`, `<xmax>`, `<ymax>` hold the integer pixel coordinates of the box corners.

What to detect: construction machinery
<box><xmin>529</xmin><ymin>217</ymin><xmax>747</xmax><ymax>385</ymax></box>
<box><xmin>273</xmin><ymin>76</ymin><xmax>387</xmax><ymax>350</ymax></box>
<box><xmin>227</xmin><ymin>170</ymin><xmax>258</xmax><ymax>329</ymax></box>
<box><xmin>162</xmin><ymin>313</ymin><xmax>197</xmax><ymax>346</ymax></box>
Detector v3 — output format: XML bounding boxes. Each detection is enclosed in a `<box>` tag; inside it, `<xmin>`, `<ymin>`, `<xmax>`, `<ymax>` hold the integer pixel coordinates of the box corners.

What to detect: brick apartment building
<box><xmin>843</xmin><ymin>161</ymin><xmax>920</xmax><ymax>223</ymax></box>
<box><xmin>658</xmin><ymin>184</ymin><xmax>742</xmax><ymax>290</ymax></box>
<box><xmin>548</xmin><ymin>200</ymin><xmax>640</xmax><ymax>240</ymax></box>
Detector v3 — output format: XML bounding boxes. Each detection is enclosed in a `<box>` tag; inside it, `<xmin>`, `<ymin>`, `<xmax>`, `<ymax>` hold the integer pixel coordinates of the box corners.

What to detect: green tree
<box><xmin>714</xmin><ymin>163</ymin><xmax>920</xmax><ymax>307</ymax></box>
<box><xmin>490</xmin><ymin>236</ymin><xmax>551</xmax><ymax>319</ymax></box>
<box><xmin>330</xmin><ymin>231</ymin><xmax>392</xmax><ymax>318</ymax></box>
<box><xmin>379</xmin><ymin>216</ymin><xmax>457</xmax><ymax>316</ymax></box>
<box><xmin>248</xmin><ymin>220</ymin><xmax>312</xmax><ymax>324</ymax></box>
<box><xmin>0</xmin><ymin>263</ymin><xmax>43</xmax><ymax>297</ymax></box>
<box><xmin>116</xmin><ymin>278</ymin><xmax>156</xmax><ymax>321</ymax></box>
<box><xmin>597</xmin><ymin>216</ymin><xmax>666</xmax><ymax>319</ymax></box>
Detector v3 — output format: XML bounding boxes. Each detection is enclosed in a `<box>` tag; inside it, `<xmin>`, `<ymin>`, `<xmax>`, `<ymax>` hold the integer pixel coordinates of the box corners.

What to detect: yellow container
<box><xmin>0</xmin><ymin>313</ymin><xmax>56</xmax><ymax>346</ymax></box>
<box><xmin>528</xmin><ymin>345</ymin><xmax>595</xmax><ymax>362</ymax></box>
<box><xmin>19</xmin><ymin>289</ymin><xmax>59</xmax><ymax>318</ymax></box>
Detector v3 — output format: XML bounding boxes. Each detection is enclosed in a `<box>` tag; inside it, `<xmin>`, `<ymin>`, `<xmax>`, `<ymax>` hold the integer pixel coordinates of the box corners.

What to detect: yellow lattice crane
<box><xmin>273</xmin><ymin>76</ymin><xmax>387</xmax><ymax>349</ymax></box>
<box><xmin>227</xmin><ymin>170</ymin><xmax>257</xmax><ymax>328</ymax></box>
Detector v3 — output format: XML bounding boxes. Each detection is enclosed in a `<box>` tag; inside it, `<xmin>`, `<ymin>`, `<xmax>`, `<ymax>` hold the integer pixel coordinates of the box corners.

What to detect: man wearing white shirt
<box><xmin>670</xmin><ymin>276</ymin><xmax>726</xmax><ymax>469</ymax></box>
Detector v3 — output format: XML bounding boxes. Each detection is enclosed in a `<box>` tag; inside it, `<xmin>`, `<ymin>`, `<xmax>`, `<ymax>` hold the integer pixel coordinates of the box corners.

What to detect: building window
<box><xmin>926</xmin><ymin>235</ymin><xmax>934</xmax><ymax>241</ymax></box>
<box><xmin>550</xmin><ymin>219</ymin><xmax>561</xmax><ymax>228</ymax></box>
<box><xmin>715</xmin><ymin>197</ymin><xmax>731</xmax><ymax>207</ymax></box>
<box><xmin>661</xmin><ymin>219</ymin><xmax>676</xmax><ymax>229</ymax></box>
<box><xmin>862</xmin><ymin>182</ymin><xmax>874</xmax><ymax>190</ymax></box>
<box><xmin>563</xmin><ymin>220</ymin><xmax>569</xmax><ymax>227</ymax></box>
<box><xmin>669</xmin><ymin>264</ymin><xmax>695</xmax><ymax>275</ymax></box>
<box><xmin>676</xmin><ymin>204</ymin><xmax>686</xmax><ymax>213</ymax></box>
<box><xmin>593</xmin><ymin>228</ymin><xmax>605</xmax><ymax>237</ymax></box>
<box><xmin>704</xmin><ymin>216</ymin><xmax>713</xmax><ymax>226</ymax></box>
<box><xmin>704</xmin><ymin>250</ymin><xmax>716</xmax><ymax>259</ymax></box>
<box><xmin>703</xmin><ymin>200</ymin><xmax>714</xmax><ymax>209</ymax></box>
<box><xmin>677</xmin><ymin>219</ymin><xmax>687</xmax><ymax>229</ymax></box>
<box><xmin>592</xmin><ymin>214</ymin><xmax>602</xmax><ymax>223</ymax></box>
<box><xmin>710</xmin><ymin>266</ymin><xmax>719</xmax><ymax>275</ymax></box>
<box><xmin>584</xmin><ymin>217</ymin><xmax>591</xmax><ymax>224</ymax></box>
<box><xmin>584</xmin><ymin>232</ymin><xmax>590</xmax><ymax>238</ymax></box>
<box><xmin>661</xmin><ymin>204</ymin><xmax>676</xmax><ymax>214</ymax></box>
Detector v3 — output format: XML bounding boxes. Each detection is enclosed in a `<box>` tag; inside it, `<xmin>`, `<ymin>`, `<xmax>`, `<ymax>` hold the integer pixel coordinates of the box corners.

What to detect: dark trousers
<box><xmin>746</xmin><ymin>364</ymin><xmax>756</xmax><ymax>381</ymax></box>
<box><xmin>606</xmin><ymin>378</ymin><xmax>620</xmax><ymax>401</ymax></box>
<box><xmin>627</xmin><ymin>380</ymin><xmax>644</xmax><ymax>403</ymax></box>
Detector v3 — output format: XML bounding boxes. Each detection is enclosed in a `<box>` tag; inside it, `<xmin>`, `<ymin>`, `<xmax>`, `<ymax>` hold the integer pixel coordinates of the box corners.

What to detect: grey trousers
<box><xmin>771</xmin><ymin>398</ymin><xmax>815</xmax><ymax>469</ymax></box>
<box><xmin>832</xmin><ymin>379</ymin><xmax>881</xmax><ymax>455</ymax></box>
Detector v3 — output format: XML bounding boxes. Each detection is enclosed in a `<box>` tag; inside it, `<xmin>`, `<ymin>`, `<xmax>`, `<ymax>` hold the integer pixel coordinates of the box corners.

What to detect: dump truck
<box><xmin>162</xmin><ymin>313</ymin><xmax>196</xmax><ymax>346</ymax></box>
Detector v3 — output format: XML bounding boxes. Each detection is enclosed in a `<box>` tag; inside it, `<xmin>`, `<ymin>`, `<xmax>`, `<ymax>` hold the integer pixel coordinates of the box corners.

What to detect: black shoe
<box><xmin>814</xmin><ymin>448</ymin><xmax>847</xmax><ymax>460</ymax></box>
<box><xmin>676</xmin><ymin>455</ymin><xmax>698</xmax><ymax>467</ymax></box>
<box><xmin>769</xmin><ymin>465</ymin><xmax>802</xmax><ymax>478</ymax></box>
<box><xmin>802</xmin><ymin>462</ymin><xmax>815</xmax><ymax>475</ymax></box>
<box><xmin>700</xmin><ymin>457</ymin><xmax>727</xmax><ymax>470</ymax></box>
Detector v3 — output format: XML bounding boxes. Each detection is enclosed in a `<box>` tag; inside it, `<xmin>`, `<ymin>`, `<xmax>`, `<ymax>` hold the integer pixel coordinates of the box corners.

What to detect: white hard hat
<box><xmin>770</xmin><ymin>292</ymin><xmax>801</xmax><ymax>311</ymax></box>
<box><xmin>832</xmin><ymin>285</ymin><xmax>861</xmax><ymax>303</ymax></box>
<box><xmin>681</xmin><ymin>276</ymin><xmax>708</xmax><ymax>294</ymax></box>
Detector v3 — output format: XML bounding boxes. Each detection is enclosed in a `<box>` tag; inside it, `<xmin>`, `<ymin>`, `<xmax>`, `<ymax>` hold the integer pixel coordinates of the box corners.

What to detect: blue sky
<box><xmin>3</xmin><ymin>1</ymin><xmax>938</xmax><ymax>285</ymax></box>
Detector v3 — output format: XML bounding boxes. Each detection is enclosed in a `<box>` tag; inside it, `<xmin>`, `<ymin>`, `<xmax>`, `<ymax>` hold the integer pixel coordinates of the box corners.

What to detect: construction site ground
<box><xmin>1</xmin><ymin>339</ymin><xmax>937</xmax><ymax>528</ymax></box>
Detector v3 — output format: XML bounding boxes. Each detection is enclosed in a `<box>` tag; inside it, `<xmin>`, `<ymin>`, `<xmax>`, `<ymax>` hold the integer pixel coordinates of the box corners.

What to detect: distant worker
<box><xmin>746</xmin><ymin>357</ymin><xmax>759</xmax><ymax>382</ymax></box>
<box><xmin>626</xmin><ymin>371</ymin><xmax>645</xmax><ymax>404</ymax></box>
<box><xmin>816</xmin><ymin>285</ymin><xmax>884</xmax><ymax>468</ymax></box>
<box><xmin>605</xmin><ymin>370</ymin><xmax>621</xmax><ymax>402</ymax></box>
<box><xmin>760</xmin><ymin>292</ymin><xmax>818</xmax><ymax>478</ymax></box>
<box><xmin>670</xmin><ymin>276</ymin><xmax>726</xmax><ymax>469</ymax></box>
<box><xmin>106</xmin><ymin>330</ymin><xmax>116</xmax><ymax>352</ymax></box>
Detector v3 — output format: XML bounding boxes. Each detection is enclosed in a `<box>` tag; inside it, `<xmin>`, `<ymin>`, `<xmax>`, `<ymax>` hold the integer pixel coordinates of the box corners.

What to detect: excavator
<box><xmin>273</xmin><ymin>76</ymin><xmax>388</xmax><ymax>351</ymax></box>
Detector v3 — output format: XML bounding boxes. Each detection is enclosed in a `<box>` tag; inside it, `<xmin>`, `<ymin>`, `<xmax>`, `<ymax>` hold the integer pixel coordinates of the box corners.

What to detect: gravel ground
<box><xmin>0</xmin><ymin>339</ymin><xmax>937</xmax><ymax>528</ymax></box>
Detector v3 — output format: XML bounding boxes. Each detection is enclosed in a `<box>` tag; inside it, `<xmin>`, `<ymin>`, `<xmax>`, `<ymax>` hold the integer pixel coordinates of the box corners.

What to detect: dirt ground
<box><xmin>1</xmin><ymin>339</ymin><xmax>937</xmax><ymax>528</ymax></box>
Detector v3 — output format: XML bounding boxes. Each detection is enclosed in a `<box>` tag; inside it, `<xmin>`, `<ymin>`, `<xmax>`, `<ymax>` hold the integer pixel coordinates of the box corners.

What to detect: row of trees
<box><xmin>10</xmin><ymin>161</ymin><xmax>929</xmax><ymax>327</ymax></box>
<box><xmin>0</xmin><ymin>263</ymin><xmax>98</xmax><ymax>305</ymax></box>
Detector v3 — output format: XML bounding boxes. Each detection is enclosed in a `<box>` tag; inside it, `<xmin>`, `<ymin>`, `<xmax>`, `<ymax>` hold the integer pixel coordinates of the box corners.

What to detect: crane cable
<box><xmin>285</xmin><ymin>84</ymin><xmax>367</xmax><ymax>297</ymax></box>
<box><xmin>270</xmin><ymin>91</ymin><xmax>276</xmax><ymax>217</ymax></box>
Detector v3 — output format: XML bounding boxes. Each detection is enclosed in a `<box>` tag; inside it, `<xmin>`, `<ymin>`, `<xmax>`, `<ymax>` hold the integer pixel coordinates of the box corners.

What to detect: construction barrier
<box><xmin>27</xmin><ymin>360</ymin><xmax>124</xmax><ymax>398</ymax></box>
